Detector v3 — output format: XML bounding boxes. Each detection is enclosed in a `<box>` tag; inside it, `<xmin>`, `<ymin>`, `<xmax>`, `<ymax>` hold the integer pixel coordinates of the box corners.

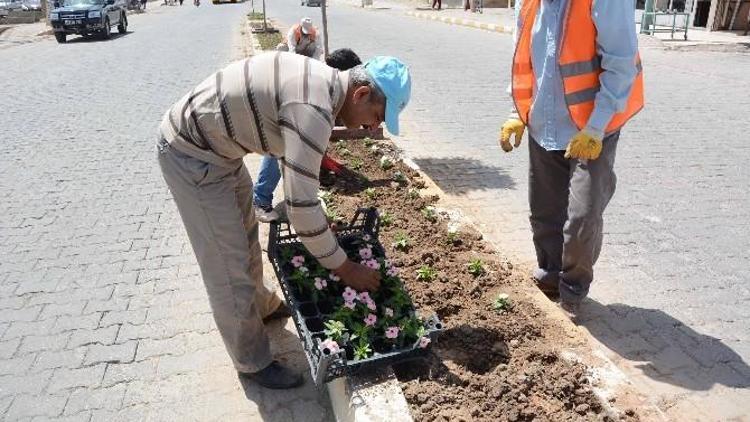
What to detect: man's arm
<box><xmin>587</xmin><ymin>0</ymin><xmax>639</xmax><ymax>138</ymax></box>
<box><xmin>286</xmin><ymin>27</ymin><xmax>298</xmax><ymax>53</ymax></box>
<box><xmin>279</xmin><ymin>103</ymin><xmax>346</xmax><ymax>269</ymax></box>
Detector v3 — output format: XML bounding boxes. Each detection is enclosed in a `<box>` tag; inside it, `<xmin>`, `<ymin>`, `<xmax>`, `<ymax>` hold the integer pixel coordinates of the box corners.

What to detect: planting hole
<box><xmin>441</xmin><ymin>324</ymin><xmax>508</xmax><ymax>375</ymax></box>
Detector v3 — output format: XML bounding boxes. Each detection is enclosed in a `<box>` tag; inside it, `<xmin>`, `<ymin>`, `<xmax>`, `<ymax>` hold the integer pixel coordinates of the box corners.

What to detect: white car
<box><xmin>22</xmin><ymin>0</ymin><xmax>41</xmax><ymax>10</ymax></box>
<box><xmin>0</xmin><ymin>0</ymin><xmax>24</xmax><ymax>10</ymax></box>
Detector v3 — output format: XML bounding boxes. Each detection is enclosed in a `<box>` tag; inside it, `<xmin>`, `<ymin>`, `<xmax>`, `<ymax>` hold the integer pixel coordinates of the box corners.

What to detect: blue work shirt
<box><xmin>513</xmin><ymin>0</ymin><xmax>639</xmax><ymax>150</ymax></box>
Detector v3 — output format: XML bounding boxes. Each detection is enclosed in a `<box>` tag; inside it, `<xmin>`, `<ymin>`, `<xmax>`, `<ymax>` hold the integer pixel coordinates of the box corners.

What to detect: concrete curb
<box><xmin>404</xmin><ymin>10</ymin><xmax>513</xmax><ymax>34</ymax></box>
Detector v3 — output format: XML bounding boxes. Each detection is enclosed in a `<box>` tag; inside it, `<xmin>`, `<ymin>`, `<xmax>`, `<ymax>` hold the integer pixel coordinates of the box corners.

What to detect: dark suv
<box><xmin>50</xmin><ymin>0</ymin><xmax>127</xmax><ymax>43</ymax></box>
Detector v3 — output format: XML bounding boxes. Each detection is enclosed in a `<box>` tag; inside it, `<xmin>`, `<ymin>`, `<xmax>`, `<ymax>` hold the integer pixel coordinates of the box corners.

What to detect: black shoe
<box><xmin>532</xmin><ymin>269</ymin><xmax>559</xmax><ymax>297</ymax></box>
<box><xmin>262</xmin><ymin>302</ymin><xmax>292</xmax><ymax>324</ymax></box>
<box><xmin>558</xmin><ymin>300</ymin><xmax>580</xmax><ymax>319</ymax></box>
<box><xmin>240</xmin><ymin>361</ymin><xmax>304</xmax><ymax>389</ymax></box>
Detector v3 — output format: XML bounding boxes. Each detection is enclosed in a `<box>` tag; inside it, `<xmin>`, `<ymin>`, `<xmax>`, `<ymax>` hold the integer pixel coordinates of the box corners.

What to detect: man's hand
<box><xmin>565</xmin><ymin>130</ymin><xmax>603</xmax><ymax>160</ymax></box>
<box><xmin>333</xmin><ymin>259</ymin><xmax>381</xmax><ymax>292</ymax></box>
<box><xmin>499</xmin><ymin>118</ymin><xmax>526</xmax><ymax>152</ymax></box>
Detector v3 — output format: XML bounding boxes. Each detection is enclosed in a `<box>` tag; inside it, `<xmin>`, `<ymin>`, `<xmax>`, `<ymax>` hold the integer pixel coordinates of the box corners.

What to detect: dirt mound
<box><xmin>325</xmin><ymin>139</ymin><xmax>638</xmax><ymax>421</ymax></box>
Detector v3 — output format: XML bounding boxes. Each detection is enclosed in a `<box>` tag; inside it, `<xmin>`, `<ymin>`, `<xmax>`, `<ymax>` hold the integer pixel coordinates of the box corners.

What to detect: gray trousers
<box><xmin>528</xmin><ymin>132</ymin><xmax>619</xmax><ymax>303</ymax></box>
<box><xmin>157</xmin><ymin>139</ymin><xmax>281</xmax><ymax>373</ymax></box>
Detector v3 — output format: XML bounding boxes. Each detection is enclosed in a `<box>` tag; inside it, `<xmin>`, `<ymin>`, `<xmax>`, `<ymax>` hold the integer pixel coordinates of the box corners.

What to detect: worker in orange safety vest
<box><xmin>498</xmin><ymin>0</ymin><xmax>644</xmax><ymax>314</ymax></box>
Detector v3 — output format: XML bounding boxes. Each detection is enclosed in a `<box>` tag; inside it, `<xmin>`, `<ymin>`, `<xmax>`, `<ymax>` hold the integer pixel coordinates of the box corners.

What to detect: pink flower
<box><xmin>385</xmin><ymin>326</ymin><xmax>400</xmax><ymax>339</ymax></box>
<box><xmin>365</xmin><ymin>259</ymin><xmax>380</xmax><ymax>270</ymax></box>
<box><xmin>314</xmin><ymin>277</ymin><xmax>327</xmax><ymax>290</ymax></box>
<box><xmin>358</xmin><ymin>292</ymin><xmax>371</xmax><ymax>303</ymax></box>
<box><xmin>342</xmin><ymin>287</ymin><xmax>357</xmax><ymax>302</ymax></box>
<box><xmin>363</xmin><ymin>234</ymin><xmax>372</xmax><ymax>242</ymax></box>
<box><xmin>291</xmin><ymin>255</ymin><xmax>305</xmax><ymax>268</ymax></box>
<box><xmin>359</xmin><ymin>247</ymin><xmax>373</xmax><ymax>260</ymax></box>
<box><xmin>384</xmin><ymin>307</ymin><xmax>394</xmax><ymax>317</ymax></box>
<box><xmin>329</xmin><ymin>273</ymin><xmax>341</xmax><ymax>282</ymax></box>
<box><xmin>418</xmin><ymin>337</ymin><xmax>431</xmax><ymax>348</ymax></box>
<box><xmin>343</xmin><ymin>300</ymin><xmax>356</xmax><ymax>310</ymax></box>
<box><xmin>320</xmin><ymin>338</ymin><xmax>340</xmax><ymax>354</ymax></box>
<box><xmin>386</xmin><ymin>266</ymin><xmax>399</xmax><ymax>277</ymax></box>
<box><xmin>364</xmin><ymin>313</ymin><xmax>377</xmax><ymax>326</ymax></box>
<box><xmin>366</xmin><ymin>300</ymin><xmax>377</xmax><ymax>311</ymax></box>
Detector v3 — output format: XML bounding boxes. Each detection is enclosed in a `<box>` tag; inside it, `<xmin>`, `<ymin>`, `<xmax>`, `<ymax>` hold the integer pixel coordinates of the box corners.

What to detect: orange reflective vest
<box><xmin>292</xmin><ymin>24</ymin><xmax>317</xmax><ymax>43</ymax></box>
<box><xmin>512</xmin><ymin>0</ymin><xmax>644</xmax><ymax>134</ymax></box>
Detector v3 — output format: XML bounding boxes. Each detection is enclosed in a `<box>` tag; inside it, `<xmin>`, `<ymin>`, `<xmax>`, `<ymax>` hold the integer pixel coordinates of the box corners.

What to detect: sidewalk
<box><xmin>366</xmin><ymin>0</ymin><xmax>750</xmax><ymax>50</ymax></box>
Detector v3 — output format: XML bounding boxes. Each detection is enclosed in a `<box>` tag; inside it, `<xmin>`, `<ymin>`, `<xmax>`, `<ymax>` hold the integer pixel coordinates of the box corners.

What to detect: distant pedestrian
<box><xmin>431</xmin><ymin>0</ymin><xmax>441</xmax><ymax>10</ymax></box>
<box><xmin>140</xmin><ymin>0</ymin><xmax>147</xmax><ymax>9</ymax></box>
<box><xmin>179</xmin><ymin>0</ymin><xmax>184</xmax><ymax>5</ymax></box>
<box><xmin>286</xmin><ymin>17</ymin><xmax>323</xmax><ymax>60</ymax></box>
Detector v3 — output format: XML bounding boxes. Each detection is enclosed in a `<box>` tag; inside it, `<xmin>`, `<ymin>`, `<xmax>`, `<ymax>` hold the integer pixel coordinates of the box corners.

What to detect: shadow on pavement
<box><xmin>577</xmin><ymin>299</ymin><xmax>750</xmax><ymax>391</ymax></box>
<box><xmin>64</xmin><ymin>30</ymin><xmax>132</xmax><ymax>43</ymax></box>
<box><xmin>238</xmin><ymin>319</ymin><xmax>334</xmax><ymax>421</ymax></box>
<box><xmin>413</xmin><ymin>156</ymin><xmax>517</xmax><ymax>195</ymax></box>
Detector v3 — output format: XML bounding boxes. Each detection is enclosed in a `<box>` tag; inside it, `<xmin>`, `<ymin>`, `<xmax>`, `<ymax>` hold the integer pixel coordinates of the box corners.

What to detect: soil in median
<box><xmin>323</xmin><ymin>138</ymin><xmax>639</xmax><ymax>422</ymax></box>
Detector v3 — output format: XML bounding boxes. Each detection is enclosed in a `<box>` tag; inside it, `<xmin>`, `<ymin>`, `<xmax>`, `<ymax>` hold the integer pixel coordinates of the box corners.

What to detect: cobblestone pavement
<box><xmin>0</xmin><ymin>4</ymin><xmax>333</xmax><ymax>421</ymax></box>
<box><xmin>267</xmin><ymin>0</ymin><xmax>750</xmax><ymax>419</ymax></box>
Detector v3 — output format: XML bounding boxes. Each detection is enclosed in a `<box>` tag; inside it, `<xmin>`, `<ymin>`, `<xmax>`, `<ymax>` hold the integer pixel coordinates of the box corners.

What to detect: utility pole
<box><xmin>321</xmin><ymin>0</ymin><xmax>329</xmax><ymax>56</ymax></box>
<box><xmin>262</xmin><ymin>0</ymin><xmax>267</xmax><ymax>32</ymax></box>
<box><xmin>41</xmin><ymin>0</ymin><xmax>49</xmax><ymax>26</ymax></box>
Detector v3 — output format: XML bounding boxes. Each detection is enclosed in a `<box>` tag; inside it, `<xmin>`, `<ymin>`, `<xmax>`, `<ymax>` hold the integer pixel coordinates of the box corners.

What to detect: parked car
<box><xmin>300</xmin><ymin>0</ymin><xmax>320</xmax><ymax>6</ymax></box>
<box><xmin>0</xmin><ymin>0</ymin><xmax>25</xmax><ymax>11</ymax></box>
<box><xmin>21</xmin><ymin>0</ymin><xmax>41</xmax><ymax>10</ymax></box>
<box><xmin>49</xmin><ymin>0</ymin><xmax>127</xmax><ymax>43</ymax></box>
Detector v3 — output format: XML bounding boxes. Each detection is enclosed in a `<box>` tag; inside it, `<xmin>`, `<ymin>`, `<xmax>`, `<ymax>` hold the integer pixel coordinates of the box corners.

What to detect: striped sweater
<box><xmin>159</xmin><ymin>52</ymin><xmax>350</xmax><ymax>269</ymax></box>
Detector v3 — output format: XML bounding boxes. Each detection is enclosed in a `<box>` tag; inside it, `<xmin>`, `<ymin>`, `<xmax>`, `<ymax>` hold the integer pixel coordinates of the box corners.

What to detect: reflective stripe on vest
<box><xmin>511</xmin><ymin>0</ymin><xmax>644</xmax><ymax>134</ymax></box>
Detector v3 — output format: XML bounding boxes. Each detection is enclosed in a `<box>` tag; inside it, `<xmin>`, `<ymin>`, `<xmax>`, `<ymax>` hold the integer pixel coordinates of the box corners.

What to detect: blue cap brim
<box><xmin>385</xmin><ymin>99</ymin><xmax>400</xmax><ymax>136</ymax></box>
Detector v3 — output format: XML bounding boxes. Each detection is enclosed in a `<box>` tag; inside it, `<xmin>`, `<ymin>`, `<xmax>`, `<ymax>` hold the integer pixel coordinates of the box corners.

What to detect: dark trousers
<box><xmin>432</xmin><ymin>0</ymin><xmax>441</xmax><ymax>8</ymax></box>
<box><xmin>528</xmin><ymin>132</ymin><xmax>619</xmax><ymax>303</ymax></box>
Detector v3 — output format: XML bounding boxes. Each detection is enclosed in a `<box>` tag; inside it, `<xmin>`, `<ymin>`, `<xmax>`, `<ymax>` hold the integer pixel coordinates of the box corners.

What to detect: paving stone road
<box><xmin>265</xmin><ymin>0</ymin><xmax>750</xmax><ymax>419</ymax></box>
<box><xmin>0</xmin><ymin>4</ymin><xmax>333</xmax><ymax>421</ymax></box>
<box><xmin>2</xmin><ymin>0</ymin><xmax>750</xmax><ymax>419</ymax></box>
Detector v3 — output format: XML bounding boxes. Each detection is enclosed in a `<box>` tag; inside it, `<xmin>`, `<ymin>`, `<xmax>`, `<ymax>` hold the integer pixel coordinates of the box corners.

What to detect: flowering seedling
<box><xmin>380</xmin><ymin>212</ymin><xmax>394</xmax><ymax>227</ymax></box>
<box><xmin>324</xmin><ymin>320</ymin><xmax>347</xmax><ymax>342</ymax></box>
<box><xmin>392</xmin><ymin>171</ymin><xmax>407</xmax><ymax>185</ymax></box>
<box><xmin>445</xmin><ymin>229</ymin><xmax>461</xmax><ymax>246</ymax></box>
<box><xmin>421</xmin><ymin>206</ymin><xmax>438</xmax><ymax>223</ymax></box>
<box><xmin>408</xmin><ymin>188</ymin><xmax>420</xmax><ymax>199</ymax></box>
<box><xmin>320</xmin><ymin>338</ymin><xmax>341</xmax><ymax>354</ymax></box>
<box><xmin>363</xmin><ymin>137</ymin><xmax>375</xmax><ymax>147</ymax></box>
<box><xmin>416</xmin><ymin>265</ymin><xmax>438</xmax><ymax>282</ymax></box>
<box><xmin>379</xmin><ymin>156</ymin><xmax>394</xmax><ymax>170</ymax></box>
<box><xmin>353</xmin><ymin>337</ymin><xmax>373</xmax><ymax>361</ymax></box>
<box><xmin>468</xmin><ymin>258</ymin><xmax>485</xmax><ymax>277</ymax></box>
<box><xmin>350</xmin><ymin>158</ymin><xmax>363</xmax><ymax>170</ymax></box>
<box><xmin>318</xmin><ymin>190</ymin><xmax>333</xmax><ymax>204</ymax></box>
<box><xmin>393</xmin><ymin>232</ymin><xmax>409</xmax><ymax>251</ymax></box>
<box><xmin>492</xmin><ymin>293</ymin><xmax>512</xmax><ymax>312</ymax></box>
<box><xmin>364</xmin><ymin>188</ymin><xmax>377</xmax><ymax>200</ymax></box>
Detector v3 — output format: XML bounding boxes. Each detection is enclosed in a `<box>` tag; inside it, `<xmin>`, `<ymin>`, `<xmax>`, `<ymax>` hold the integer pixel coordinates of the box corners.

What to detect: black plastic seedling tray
<box><xmin>268</xmin><ymin>207</ymin><xmax>443</xmax><ymax>386</ymax></box>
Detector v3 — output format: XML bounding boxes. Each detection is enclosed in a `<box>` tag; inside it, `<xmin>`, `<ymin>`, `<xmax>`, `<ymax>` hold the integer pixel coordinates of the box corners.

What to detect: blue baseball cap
<box><xmin>364</xmin><ymin>56</ymin><xmax>411</xmax><ymax>136</ymax></box>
